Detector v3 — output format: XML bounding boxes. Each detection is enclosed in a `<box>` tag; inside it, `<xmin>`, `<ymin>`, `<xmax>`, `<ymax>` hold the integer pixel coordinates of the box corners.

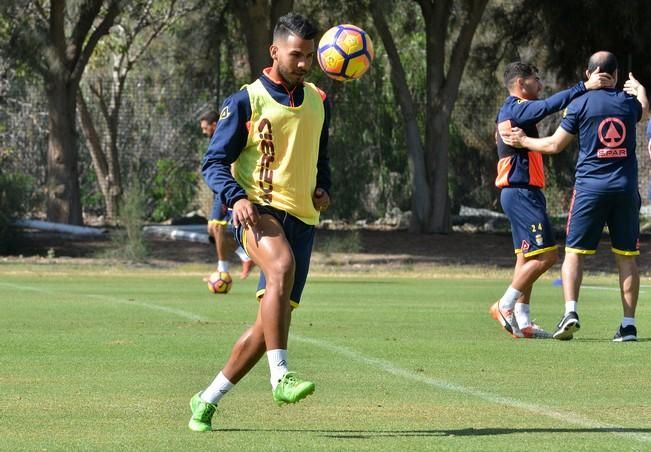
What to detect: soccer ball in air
<box><xmin>207</xmin><ymin>271</ymin><xmax>233</xmax><ymax>294</ymax></box>
<box><xmin>317</xmin><ymin>24</ymin><xmax>374</xmax><ymax>81</ymax></box>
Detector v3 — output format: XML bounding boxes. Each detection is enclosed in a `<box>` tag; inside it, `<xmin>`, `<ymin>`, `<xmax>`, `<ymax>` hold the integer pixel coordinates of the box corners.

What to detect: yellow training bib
<box><xmin>234</xmin><ymin>80</ymin><xmax>325</xmax><ymax>225</ymax></box>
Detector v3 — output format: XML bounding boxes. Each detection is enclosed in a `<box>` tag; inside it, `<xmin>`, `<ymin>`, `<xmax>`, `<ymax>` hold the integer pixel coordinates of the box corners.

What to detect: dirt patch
<box><xmin>5</xmin><ymin>228</ymin><xmax>650</xmax><ymax>275</ymax></box>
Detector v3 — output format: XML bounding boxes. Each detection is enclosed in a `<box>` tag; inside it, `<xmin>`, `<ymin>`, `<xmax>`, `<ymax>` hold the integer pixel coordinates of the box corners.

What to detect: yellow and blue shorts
<box><xmin>234</xmin><ymin>204</ymin><xmax>315</xmax><ymax>308</ymax></box>
<box><xmin>209</xmin><ymin>195</ymin><xmax>230</xmax><ymax>225</ymax></box>
<box><xmin>565</xmin><ymin>188</ymin><xmax>640</xmax><ymax>256</ymax></box>
<box><xmin>500</xmin><ymin>187</ymin><xmax>557</xmax><ymax>257</ymax></box>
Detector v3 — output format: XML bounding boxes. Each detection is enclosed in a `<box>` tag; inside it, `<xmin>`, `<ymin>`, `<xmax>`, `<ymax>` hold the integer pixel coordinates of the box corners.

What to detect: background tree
<box><xmin>4</xmin><ymin>0</ymin><xmax>120</xmax><ymax>225</ymax></box>
<box><xmin>372</xmin><ymin>0</ymin><xmax>488</xmax><ymax>233</ymax></box>
<box><xmin>231</xmin><ymin>0</ymin><xmax>293</xmax><ymax>79</ymax></box>
<box><xmin>2</xmin><ymin>0</ymin><xmax>649</xmax><ymax>228</ymax></box>
<box><xmin>78</xmin><ymin>0</ymin><xmax>195</xmax><ymax>224</ymax></box>
<box><xmin>524</xmin><ymin>0</ymin><xmax>651</xmax><ymax>86</ymax></box>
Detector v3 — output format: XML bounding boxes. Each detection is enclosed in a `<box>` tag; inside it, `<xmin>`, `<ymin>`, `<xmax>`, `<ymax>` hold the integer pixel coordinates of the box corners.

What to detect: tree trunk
<box><xmin>233</xmin><ymin>0</ymin><xmax>293</xmax><ymax>79</ymax></box>
<box><xmin>418</xmin><ymin>0</ymin><xmax>488</xmax><ymax>233</ymax></box>
<box><xmin>106</xmin><ymin>134</ymin><xmax>122</xmax><ymax>223</ymax></box>
<box><xmin>3</xmin><ymin>0</ymin><xmax>120</xmax><ymax>224</ymax></box>
<box><xmin>426</xmin><ymin>112</ymin><xmax>451</xmax><ymax>232</ymax></box>
<box><xmin>78</xmin><ymin>93</ymin><xmax>121</xmax><ymax>223</ymax></box>
<box><xmin>370</xmin><ymin>4</ymin><xmax>431</xmax><ymax>232</ymax></box>
<box><xmin>45</xmin><ymin>77</ymin><xmax>83</xmax><ymax>225</ymax></box>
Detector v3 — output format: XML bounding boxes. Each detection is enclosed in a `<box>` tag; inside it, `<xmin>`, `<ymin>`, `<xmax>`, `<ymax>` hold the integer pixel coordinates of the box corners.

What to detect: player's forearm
<box><xmin>543</xmin><ymin>82</ymin><xmax>586</xmax><ymax>115</ymax></box>
<box><xmin>637</xmin><ymin>86</ymin><xmax>649</xmax><ymax>117</ymax></box>
<box><xmin>513</xmin><ymin>83</ymin><xmax>584</xmax><ymax>126</ymax></box>
<box><xmin>521</xmin><ymin>136</ymin><xmax>562</xmax><ymax>154</ymax></box>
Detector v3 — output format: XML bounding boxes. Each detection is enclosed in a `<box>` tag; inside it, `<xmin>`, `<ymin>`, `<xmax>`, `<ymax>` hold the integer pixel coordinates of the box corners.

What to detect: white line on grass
<box><xmin>0</xmin><ymin>282</ymin><xmax>208</xmax><ymax>321</ymax></box>
<box><xmin>581</xmin><ymin>285</ymin><xmax>647</xmax><ymax>293</ymax></box>
<box><xmin>3</xmin><ymin>280</ymin><xmax>651</xmax><ymax>444</ymax></box>
<box><xmin>86</xmin><ymin>294</ymin><xmax>209</xmax><ymax>321</ymax></box>
<box><xmin>293</xmin><ymin>335</ymin><xmax>651</xmax><ymax>444</ymax></box>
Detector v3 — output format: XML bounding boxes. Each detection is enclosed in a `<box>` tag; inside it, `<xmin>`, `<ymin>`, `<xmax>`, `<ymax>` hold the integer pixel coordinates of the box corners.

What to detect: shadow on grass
<box><xmin>573</xmin><ymin>337</ymin><xmax>651</xmax><ymax>342</ymax></box>
<box><xmin>215</xmin><ymin>427</ymin><xmax>651</xmax><ymax>438</ymax></box>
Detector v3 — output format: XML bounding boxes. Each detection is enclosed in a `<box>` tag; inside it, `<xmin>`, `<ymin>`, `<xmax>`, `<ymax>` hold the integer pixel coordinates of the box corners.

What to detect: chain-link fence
<box><xmin>2</xmin><ymin>78</ymin><xmax>650</xmax><ymax>223</ymax></box>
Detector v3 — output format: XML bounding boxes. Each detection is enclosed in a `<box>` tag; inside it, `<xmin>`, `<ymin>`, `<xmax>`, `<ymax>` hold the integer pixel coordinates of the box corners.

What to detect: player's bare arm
<box><xmin>502</xmin><ymin>126</ymin><xmax>574</xmax><ymax>154</ymax></box>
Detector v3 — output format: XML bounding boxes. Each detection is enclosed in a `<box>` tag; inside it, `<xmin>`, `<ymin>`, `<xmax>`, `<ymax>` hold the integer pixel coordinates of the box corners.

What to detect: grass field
<box><xmin>2</xmin><ymin>262</ymin><xmax>651</xmax><ymax>451</ymax></box>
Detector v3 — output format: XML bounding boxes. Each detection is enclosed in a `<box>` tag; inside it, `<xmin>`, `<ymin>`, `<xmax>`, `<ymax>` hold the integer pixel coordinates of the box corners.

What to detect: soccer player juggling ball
<box><xmin>490</xmin><ymin>62</ymin><xmax>613</xmax><ymax>339</ymax></box>
<box><xmin>503</xmin><ymin>51</ymin><xmax>649</xmax><ymax>341</ymax></box>
<box><xmin>188</xmin><ymin>12</ymin><xmax>331</xmax><ymax>432</ymax></box>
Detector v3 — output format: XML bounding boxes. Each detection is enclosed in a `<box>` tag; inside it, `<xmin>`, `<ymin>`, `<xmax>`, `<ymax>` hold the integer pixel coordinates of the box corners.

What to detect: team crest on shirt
<box><xmin>521</xmin><ymin>240</ymin><xmax>530</xmax><ymax>252</ymax></box>
<box><xmin>220</xmin><ymin>106</ymin><xmax>231</xmax><ymax>120</ymax></box>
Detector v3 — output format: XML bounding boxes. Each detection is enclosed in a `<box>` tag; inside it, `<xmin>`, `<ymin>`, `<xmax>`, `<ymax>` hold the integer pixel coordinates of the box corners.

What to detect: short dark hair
<box><xmin>503</xmin><ymin>62</ymin><xmax>539</xmax><ymax>88</ymax></box>
<box><xmin>587</xmin><ymin>51</ymin><xmax>618</xmax><ymax>75</ymax></box>
<box><xmin>199</xmin><ymin>110</ymin><xmax>218</xmax><ymax>124</ymax></box>
<box><xmin>273</xmin><ymin>12</ymin><xmax>317</xmax><ymax>41</ymax></box>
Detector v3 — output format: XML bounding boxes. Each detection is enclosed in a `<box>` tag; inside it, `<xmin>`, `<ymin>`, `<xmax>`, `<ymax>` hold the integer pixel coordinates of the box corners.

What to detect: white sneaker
<box><xmin>518</xmin><ymin>323</ymin><xmax>552</xmax><ymax>339</ymax></box>
<box><xmin>489</xmin><ymin>301</ymin><xmax>522</xmax><ymax>338</ymax></box>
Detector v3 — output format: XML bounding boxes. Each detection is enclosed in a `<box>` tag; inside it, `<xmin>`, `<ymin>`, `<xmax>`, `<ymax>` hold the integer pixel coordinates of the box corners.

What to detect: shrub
<box><xmin>104</xmin><ymin>184</ymin><xmax>148</xmax><ymax>262</ymax></box>
<box><xmin>147</xmin><ymin>159</ymin><xmax>197</xmax><ymax>222</ymax></box>
<box><xmin>0</xmin><ymin>172</ymin><xmax>34</xmax><ymax>253</ymax></box>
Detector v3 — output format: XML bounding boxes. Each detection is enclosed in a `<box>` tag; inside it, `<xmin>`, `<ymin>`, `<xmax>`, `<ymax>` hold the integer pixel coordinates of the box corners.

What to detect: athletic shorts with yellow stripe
<box><xmin>565</xmin><ymin>188</ymin><xmax>640</xmax><ymax>255</ymax></box>
<box><xmin>209</xmin><ymin>195</ymin><xmax>230</xmax><ymax>226</ymax></box>
<box><xmin>234</xmin><ymin>204</ymin><xmax>315</xmax><ymax>308</ymax></box>
<box><xmin>500</xmin><ymin>186</ymin><xmax>557</xmax><ymax>257</ymax></box>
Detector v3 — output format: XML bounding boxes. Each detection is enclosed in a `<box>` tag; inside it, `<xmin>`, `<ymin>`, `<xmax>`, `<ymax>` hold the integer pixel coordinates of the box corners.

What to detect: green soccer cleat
<box><xmin>188</xmin><ymin>392</ymin><xmax>216</xmax><ymax>432</ymax></box>
<box><xmin>272</xmin><ymin>371</ymin><xmax>315</xmax><ymax>405</ymax></box>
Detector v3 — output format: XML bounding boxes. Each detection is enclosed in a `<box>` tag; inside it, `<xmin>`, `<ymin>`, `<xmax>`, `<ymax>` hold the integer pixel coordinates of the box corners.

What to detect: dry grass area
<box><xmin>6</xmin><ymin>228</ymin><xmax>651</xmax><ymax>278</ymax></box>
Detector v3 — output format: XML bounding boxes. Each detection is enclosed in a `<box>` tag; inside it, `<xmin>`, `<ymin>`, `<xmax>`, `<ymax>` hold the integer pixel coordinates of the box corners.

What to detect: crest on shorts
<box><xmin>521</xmin><ymin>240</ymin><xmax>530</xmax><ymax>252</ymax></box>
<box><xmin>535</xmin><ymin>234</ymin><xmax>543</xmax><ymax>246</ymax></box>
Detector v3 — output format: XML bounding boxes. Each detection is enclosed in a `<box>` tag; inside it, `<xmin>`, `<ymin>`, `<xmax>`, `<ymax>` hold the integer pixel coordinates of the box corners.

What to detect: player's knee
<box><xmin>542</xmin><ymin>249</ymin><xmax>558</xmax><ymax>268</ymax></box>
<box><xmin>615</xmin><ymin>254</ymin><xmax>638</xmax><ymax>271</ymax></box>
<box><xmin>530</xmin><ymin>249</ymin><xmax>557</xmax><ymax>272</ymax></box>
<box><xmin>266</xmin><ymin>253</ymin><xmax>296</xmax><ymax>281</ymax></box>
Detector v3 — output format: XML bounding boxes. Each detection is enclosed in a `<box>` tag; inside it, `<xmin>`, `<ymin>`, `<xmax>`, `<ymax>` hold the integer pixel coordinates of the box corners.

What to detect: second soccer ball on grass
<box><xmin>207</xmin><ymin>271</ymin><xmax>233</xmax><ymax>294</ymax></box>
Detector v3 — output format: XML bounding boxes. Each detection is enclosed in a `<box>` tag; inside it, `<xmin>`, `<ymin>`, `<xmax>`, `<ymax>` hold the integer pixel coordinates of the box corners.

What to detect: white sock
<box><xmin>201</xmin><ymin>371</ymin><xmax>234</xmax><ymax>405</ymax></box>
<box><xmin>499</xmin><ymin>286</ymin><xmax>522</xmax><ymax>311</ymax></box>
<box><xmin>267</xmin><ymin>349</ymin><xmax>288</xmax><ymax>389</ymax></box>
<box><xmin>235</xmin><ymin>247</ymin><xmax>249</xmax><ymax>262</ymax></box>
<box><xmin>622</xmin><ymin>317</ymin><xmax>635</xmax><ymax>327</ymax></box>
<box><xmin>514</xmin><ymin>302</ymin><xmax>531</xmax><ymax>328</ymax></box>
<box><xmin>565</xmin><ymin>300</ymin><xmax>578</xmax><ymax>315</ymax></box>
<box><xmin>217</xmin><ymin>260</ymin><xmax>230</xmax><ymax>272</ymax></box>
